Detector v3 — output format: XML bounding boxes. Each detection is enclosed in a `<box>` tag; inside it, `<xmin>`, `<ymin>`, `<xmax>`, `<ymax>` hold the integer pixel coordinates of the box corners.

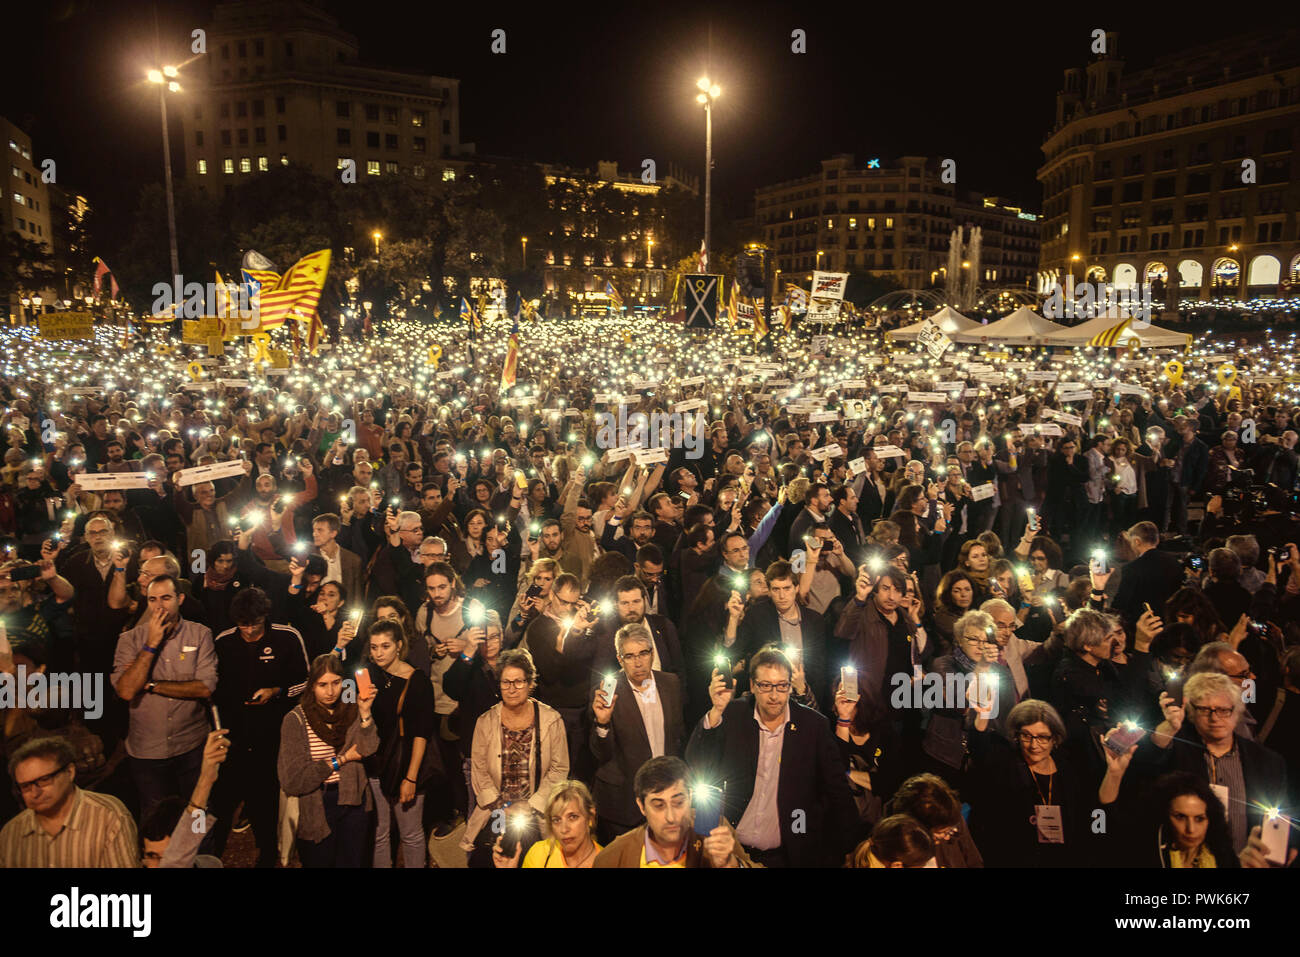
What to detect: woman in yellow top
<box><xmin>492</xmin><ymin>780</ymin><xmax>602</xmax><ymax>869</ymax></box>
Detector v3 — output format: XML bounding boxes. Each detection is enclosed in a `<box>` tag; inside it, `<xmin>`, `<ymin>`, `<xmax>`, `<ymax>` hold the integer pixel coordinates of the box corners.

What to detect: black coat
<box><xmin>589</xmin><ymin>670</ymin><xmax>685</xmax><ymax>827</ymax></box>
<box><xmin>591</xmin><ymin>613</ymin><xmax>685</xmax><ymax>685</ymax></box>
<box><xmin>735</xmin><ymin>597</ymin><xmax>829</xmax><ymax>708</ymax></box>
<box><xmin>1112</xmin><ymin>547</ymin><xmax>1186</xmax><ymax>625</ymax></box>
<box><xmin>685</xmin><ymin>697</ymin><xmax>860</xmax><ymax>867</ymax></box>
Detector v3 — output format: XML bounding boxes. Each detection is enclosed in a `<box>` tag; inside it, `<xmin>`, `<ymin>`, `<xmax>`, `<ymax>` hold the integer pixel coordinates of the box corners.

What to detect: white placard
<box><xmin>969</xmin><ymin>482</ymin><xmax>995</xmax><ymax>502</ymax></box>
<box><xmin>936</xmin><ymin>381</ymin><xmax>966</xmax><ymax>393</ymax></box>
<box><xmin>1058</xmin><ymin>390</ymin><xmax>1093</xmax><ymax>403</ymax></box>
<box><xmin>975</xmin><ymin>373</ymin><xmax>1006</xmax><ymax>386</ymax></box>
<box><xmin>811</xmin><ymin>271</ymin><xmax>849</xmax><ymax>300</ymax></box>
<box><xmin>593</xmin><ymin>393</ymin><xmax>616</xmax><ymax>404</ymax></box>
<box><xmin>810</xmin><ymin>334</ymin><xmax>831</xmax><ymax>354</ymax></box>
<box><xmin>632</xmin><ymin>448</ymin><xmax>670</xmax><ymax>466</ymax></box>
<box><xmin>810</xmin><ymin>443</ymin><xmax>844</xmax><ymax>460</ymax></box>
<box><xmin>874</xmin><ymin>444</ymin><xmax>907</xmax><ymax>459</ymax></box>
<box><xmin>808</xmin><ymin>411</ymin><xmax>840</xmax><ymax>423</ymax></box>
<box><xmin>906</xmin><ymin>391</ymin><xmax>947</xmax><ymax>403</ymax></box>
<box><xmin>673</xmin><ymin>399</ymin><xmax>708</xmax><ymax>413</ymax></box>
<box><xmin>74</xmin><ymin>471</ymin><xmax>155</xmax><ymax>490</ymax></box>
<box><xmin>1112</xmin><ymin>384</ymin><xmax>1150</xmax><ymax>396</ymax></box>
<box><xmin>605</xmin><ymin>447</ymin><xmax>635</xmax><ymax>463</ymax></box>
<box><xmin>877</xmin><ymin>384</ymin><xmax>905</xmax><ymax>394</ymax></box>
<box><xmin>1019</xmin><ymin>422</ymin><xmax>1064</xmax><ymax>437</ymax></box>
<box><xmin>175</xmin><ymin>459</ymin><xmax>247</xmax><ymax>488</ymax></box>
<box><xmin>1008</xmin><ymin>395</ymin><xmax>1028</xmax><ymax>408</ymax></box>
<box><xmin>218</xmin><ymin>378</ymin><xmax>252</xmax><ymax>389</ymax></box>
<box><xmin>563</xmin><ymin>409</ymin><xmax>583</xmax><ymax>417</ymax></box>
<box><xmin>767</xmin><ymin>379</ymin><xmax>793</xmax><ymax>388</ymax></box>
<box><xmin>1043</xmin><ymin>408</ymin><xmax>1083</xmax><ymax>427</ymax></box>
<box><xmin>839</xmin><ymin>379</ymin><xmax>868</xmax><ymax>390</ymax></box>
<box><xmin>679</xmin><ymin>376</ymin><xmax>706</xmax><ymax>387</ymax></box>
<box><xmin>336</xmin><ymin>369</ymin><xmax>357</xmax><ymax>377</ymax></box>
<box><xmin>848</xmin><ymin>457</ymin><xmax>867</xmax><ymax>476</ymax></box>
<box><xmin>1055</xmin><ymin>381</ymin><xmax>1085</xmax><ymax>391</ymax></box>
<box><xmin>1025</xmin><ymin>371</ymin><xmax>1058</xmax><ymax>382</ymax></box>
<box><xmin>917</xmin><ymin>319</ymin><xmax>954</xmax><ymax>360</ymax></box>
<box><xmin>436</xmin><ymin>370</ymin><xmax>454</xmax><ymax>380</ymax></box>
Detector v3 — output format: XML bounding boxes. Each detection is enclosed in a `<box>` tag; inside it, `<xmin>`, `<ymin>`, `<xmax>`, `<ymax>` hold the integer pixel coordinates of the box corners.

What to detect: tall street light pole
<box><xmin>696</xmin><ymin>77</ymin><xmax>720</xmax><ymax>273</ymax></box>
<box><xmin>147</xmin><ymin>67</ymin><xmax>182</xmax><ymax>291</ymax></box>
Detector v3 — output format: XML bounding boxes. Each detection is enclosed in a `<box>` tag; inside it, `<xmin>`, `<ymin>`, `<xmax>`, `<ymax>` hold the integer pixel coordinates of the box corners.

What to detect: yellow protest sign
<box><xmin>38</xmin><ymin>312</ymin><xmax>94</xmax><ymax>341</ymax></box>
<box><xmin>182</xmin><ymin>316</ymin><xmax>224</xmax><ymax>344</ymax></box>
<box><xmin>268</xmin><ymin>348</ymin><xmax>290</xmax><ymax>369</ymax></box>
<box><xmin>206</xmin><ymin>337</ymin><xmax>225</xmax><ymax>357</ymax></box>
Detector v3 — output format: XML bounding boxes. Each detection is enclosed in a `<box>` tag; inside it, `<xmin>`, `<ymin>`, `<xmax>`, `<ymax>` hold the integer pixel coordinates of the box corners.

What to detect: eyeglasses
<box><xmin>1016</xmin><ymin>732</ymin><xmax>1054</xmax><ymax>746</ymax></box>
<box><xmin>500</xmin><ymin>678</ymin><xmax>528</xmax><ymax>689</ymax></box>
<box><xmin>16</xmin><ymin>763</ymin><xmax>71</xmax><ymax>794</ymax></box>
<box><xmin>1191</xmin><ymin>705</ymin><xmax>1235</xmax><ymax>719</ymax></box>
<box><xmin>619</xmin><ymin>650</ymin><xmax>653</xmax><ymax>662</ymax></box>
<box><xmin>753</xmin><ymin>681</ymin><xmax>792</xmax><ymax>694</ymax></box>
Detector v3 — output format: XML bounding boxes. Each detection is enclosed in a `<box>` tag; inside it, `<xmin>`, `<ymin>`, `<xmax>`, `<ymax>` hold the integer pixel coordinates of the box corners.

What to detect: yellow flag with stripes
<box><xmin>256</xmin><ymin>249</ymin><xmax>331</xmax><ymax>330</ymax></box>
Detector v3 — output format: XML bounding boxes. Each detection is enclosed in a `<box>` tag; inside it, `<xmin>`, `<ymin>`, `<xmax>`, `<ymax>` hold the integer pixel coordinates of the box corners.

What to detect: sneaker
<box><xmin>431</xmin><ymin>813</ymin><xmax>464</xmax><ymax>839</ymax></box>
<box><xmin>232</xmin><ymin>807</ymin><xmax>251</xmax><ymax>834</ymax></box>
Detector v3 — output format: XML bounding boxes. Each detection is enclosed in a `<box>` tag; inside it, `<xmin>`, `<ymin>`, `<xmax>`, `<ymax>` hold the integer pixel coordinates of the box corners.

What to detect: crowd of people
<box><xmin>0</xmin><ymin>315</ymin><xmax>1297</xmax><ymax>869</ymax></box>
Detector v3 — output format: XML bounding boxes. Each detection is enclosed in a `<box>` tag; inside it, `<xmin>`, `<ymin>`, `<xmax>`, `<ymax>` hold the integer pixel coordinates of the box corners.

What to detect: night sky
<box><xmin>1</xmin><ymin>0</ymin><xmax>1286</xmax><ymax>241</ymax></box>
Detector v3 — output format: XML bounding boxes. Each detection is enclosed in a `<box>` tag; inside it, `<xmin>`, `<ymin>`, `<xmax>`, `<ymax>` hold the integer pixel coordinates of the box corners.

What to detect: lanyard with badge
<box><xmin>1029</xmin><ymin>768</ymin><xmax>1064</xmax><ymax>844</ymax></box>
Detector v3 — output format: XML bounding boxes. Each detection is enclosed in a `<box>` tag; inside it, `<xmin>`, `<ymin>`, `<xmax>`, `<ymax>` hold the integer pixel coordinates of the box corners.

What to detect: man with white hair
<box><xmin>1149</xmin><ymin>671</ymin><xmax>1288</xmax><ymax>854</ymax></box>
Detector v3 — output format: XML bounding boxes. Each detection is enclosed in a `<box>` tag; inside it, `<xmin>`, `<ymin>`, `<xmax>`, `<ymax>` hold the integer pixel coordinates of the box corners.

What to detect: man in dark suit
<box><xmin>590</xmin><ymin>623</ymin><xmax>685</xmax><ymax>843</ymax></box>
<box><xmin>307</xmin><ymin>513</ymin><xmax>364</xmax><ymax>604</ymax></box>
<box><xmin>1111</xmin><ymin>520</ymin><xmax>1185</xmax><ymax>626</ymax></box>
<box><xmin>736</xmin><ymin>560</ymin><xmax>828</xmax><ymax>707</ymax></box>
<box><xmin>685</xmin><ymin>646</ymin><xmax>859</xmax><ymax>867</ymax></box>
<box><xmin>1166</xmin><ymin>417</ymin><xmax>1209</xmax><ymax>535</ymax></box>
<box><xmin>591</xmin><ymin>576</ymin><xmax>684</xmax><ymax>682</ymax></box>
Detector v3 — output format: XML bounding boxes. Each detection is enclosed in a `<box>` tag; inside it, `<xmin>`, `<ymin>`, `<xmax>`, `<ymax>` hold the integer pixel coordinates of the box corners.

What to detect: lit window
<box><xmin>239</xmin><ymin>157</ymin><xmax>251</xmax><ymax>173</ymax></box>
<box><xmin>826</xmin><ymin>218</ymin><xmax>833</xmax><ymax>229</ymax></box>
<box><xmin>867</xmin><ymin>217</ymin><xmax>875</xmax><ymax>229</ymax></box>
<box><xmin>848</xmin><ymin>217</ymin><xmax>857</xmax><ymax>229</ymax></box>
<box><xmin>385</xmin><ymin>161</ymin><xmax>398</xmax><ymax>174</ymax></box>
<box><xmin>412</xmin><ymin>111</ymin><xmax>426</xmax><ymax>127</ymax></box>
<box><xmin>442</xmin><ymin>168</ymin><xmax>456</xmax><ymax>182</ymax></box>
<box><xmin>223</xmin><ymin>159</ymin><xmax>234</xmax><ymax>174</ymax></box>
<box><xmin>257</xmin><ymin>156</ymin><xmax>268</xmax><ymax>171</ymax></box>
<box><xmin>413</xmin><ymin>164</ymin><xmax>425</xmax><ymax>178</ymax></box>
<box><xmin>367</xmin><ymin>160</ymin><xmax>380</xmax><ymax>176</ymax></box>
<box><xmin>13</xmin><ymin>192</ymin><xmax>24</xmax><ymax>205</ymax></box>
<box><xmin>197</xmin><ymin>159</ymin><xmax>208</xmax><ymax>174</ymax></box>
<box><xmin>337</xmin><ymin>158</ymin><xmax>349</xmax><ymax>169</ymax></box>
<box><xmin>885</xmin><ymin>217</ymin><xmax>894</xmax><ymax>228</ymax></box>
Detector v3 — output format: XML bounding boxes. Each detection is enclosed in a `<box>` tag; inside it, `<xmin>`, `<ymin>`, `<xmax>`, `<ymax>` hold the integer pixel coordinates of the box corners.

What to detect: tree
<box><xmin>0</xmin><ymin>230</ymin><xmax>57</xmax><ymax>313</ymax></box>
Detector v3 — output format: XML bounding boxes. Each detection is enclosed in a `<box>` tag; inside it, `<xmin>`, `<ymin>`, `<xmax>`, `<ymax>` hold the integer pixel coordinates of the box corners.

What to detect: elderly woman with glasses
<box><xmin>920</xmin><ymin>610</ymin><xmax>1013</xmax><ymax>789</ymax></box>
<box><xmin>1145</xmin><ymin>672</ymin><xmax>1289</xmax><ymax>856</ymax></box>
<box><xmin>461</xmin><ymin>648</ymin><xmax>570</xmax><ymax>867</ymax></box>
<box><xmin>966</xmin><ymin>699</ymin><xmax>1103</xmax><ymax>867</ymax></box>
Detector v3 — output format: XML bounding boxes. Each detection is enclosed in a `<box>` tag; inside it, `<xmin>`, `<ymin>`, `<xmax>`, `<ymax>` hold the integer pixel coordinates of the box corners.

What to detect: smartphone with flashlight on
<box><xmin>1090</xmin><ymin>550</ymin><xmax>1109</xmax><ymax>576</ymax></box>
<box><xmin>840</xmin><ymin>666</ymin><xmax>860</xmax><ymax>702</ymax></box>
<box><xmin>599</xmin><ymin>673</ymin><xmax>619</xmax><ymax>705</ymax></box>
<box><xmin>714</xmin><ymin>655</ymin><xmax>733</xmax><ymax>689</ymax></box>
<box><xmin>1262</xmin><ymin>810</ymin><xmax>1289</xmax><ymax>865</ymax></box>
<box><xmin>1103</xmin><ymin>720</ymin><xmax>1145</xmax><ymax>755</ymax></box>
<box><xmin>692</xmin><ymin>781</ymin><xmax>725</xmax><ymax>834</ymax></box>
<box><xmin>355</xmin><ymin>668</ymin><xmax>376</xmax><ymax>700</ymax></box>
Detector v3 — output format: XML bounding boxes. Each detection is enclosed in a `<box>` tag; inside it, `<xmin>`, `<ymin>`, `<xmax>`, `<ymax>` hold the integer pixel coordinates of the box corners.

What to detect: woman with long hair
<box><xmin>932</xmin><ymin>570</ymin><xmax>977</xmax><ymax>653</ymax></box>
<box><xmin>278</xmin><ymin>655</ymin><xmax>378</xmax><ymax>868</ymax></box>
<box><xmin>361</xmin><ymin>620</ymin><xmax>438</xmax><ymax>868</ymax></box>
<box><xmin>368</xmin><ymin>595</ymin><xmax>430</xmax><ymax>674</ymax></box>
<box><xmin>830</xmin><ymin>678</ymin><xmax>900</xmax><ymax>831</ymax></box>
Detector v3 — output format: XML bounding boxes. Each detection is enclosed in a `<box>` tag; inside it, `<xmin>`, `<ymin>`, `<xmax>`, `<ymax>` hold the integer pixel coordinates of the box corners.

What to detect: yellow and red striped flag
<box><xmin>255</xmin><ymin>249</ymin><xmax>331</xmax><ymax>330</ymax></box>
<box><xmin>500</xmin><ymin>316</ymin><xmax>520</xmax><ymax>390</ymax></box>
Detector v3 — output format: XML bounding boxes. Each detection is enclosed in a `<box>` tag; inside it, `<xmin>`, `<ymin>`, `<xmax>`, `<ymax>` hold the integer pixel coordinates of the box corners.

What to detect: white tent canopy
<box><xmin>887</xmin><ymin>306</ymin><xmax>982</xmax><ymax>341</ymax></box>
<box><xmin>949</xmin><ymin>305</ymin><xmax>1069</xmax><ymax>346</ymax></box>
<box><xmin>1041</xmin><ymin>314</ymin><xmax>1191</xmax><ymax>348</ymax></box>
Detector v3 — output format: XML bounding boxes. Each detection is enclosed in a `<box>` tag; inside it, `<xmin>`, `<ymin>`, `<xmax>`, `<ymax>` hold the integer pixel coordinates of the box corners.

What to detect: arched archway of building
<box><xmin>1177</xmin><ymin>259</ymin><xmax>1203</xmax><ymax>288</ymax></box>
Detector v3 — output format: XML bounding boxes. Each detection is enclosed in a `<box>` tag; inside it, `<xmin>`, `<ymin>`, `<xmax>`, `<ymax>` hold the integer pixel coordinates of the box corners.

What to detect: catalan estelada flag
<box><xmin>501</xmin><ymin>315</ymin><xmax>520</xmax><ymax>390</ymax></box>
<box><xmin>605</xmin><ymin>280</ymin><xmax>623</xmax><ymax>310</ymax></box>
<box><xmin>753</xmin><ymin>305</ymin><xmax>767</xmax><ymax>338</ymax></box>
<box><xmin>92</xmin><ymin>257</ymin><xmax>119</xmax><ymax>300</ymax></box>
<box><xmin>1087</xmin><ymin>316</ymin><xmax>1133</xmax><ymax>347</ymax></box>
<box><xmin>255</xmin><ymin>249</ymin><xmax>331</xmax><ymax>330</ymax></box>
<box><xmin>779</xmin><ymin>302</ymin><xmax>793</xmax><ymax>331</ymax></box>
<box><xmin>460</xmin><ymin>296</ymin><xmax>479</xmax><ymax>337</ymax></box>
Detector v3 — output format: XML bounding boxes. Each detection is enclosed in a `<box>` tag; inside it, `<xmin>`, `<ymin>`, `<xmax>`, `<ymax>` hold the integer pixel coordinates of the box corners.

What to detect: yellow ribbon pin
<box><xmin>250</xmin><ymin>332</ymin><xmax>272</xmax><ymax>365</ymax></box>
<box><xmin>427</xmin><ymin>344</ymin><xmax>442</xmax><ymax>367</ymax></box>
<box><xmin>187</xmin><ymin>361</ymin><xmax>203</xmax><ymax>382</ymax></box>
<box><xmin>1163</xmin><ymin>360</ymin><xmax>1183</xmax><ymax>387</ymax></box>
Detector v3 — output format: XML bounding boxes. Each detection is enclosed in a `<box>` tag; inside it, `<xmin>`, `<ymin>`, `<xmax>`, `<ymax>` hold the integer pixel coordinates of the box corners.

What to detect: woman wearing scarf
<box><xmin>192</xmin><ymin>540</ymin><xmax>243</xmax><ymax>636</ymax></box>
<box><xmin>278</xmin><ymin>655</ymin><xmax>378</xmax><ymax>868</ymax></box>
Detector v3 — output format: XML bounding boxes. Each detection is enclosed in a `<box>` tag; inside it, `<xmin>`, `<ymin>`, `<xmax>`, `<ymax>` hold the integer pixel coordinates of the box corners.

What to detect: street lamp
<box><xmin>521</xmin><ymin>236</ymin><xmax>528</xmax><ymax>269</ymax></box>
<box><xmin>147</xmin><ymin>65</ymin><xmax>183</xmax><ymax>294</ymax></box>
<box><xmin>372</xmin><ymin>231</ymin><xmax>382</xmax><ymax>256</ymax></box>
<box><xmin>816</xmin><ymin>250</ymin><xmax>824</xmax><ymax>269</ymax></box>
<box><xmin>695</xmin><ymin>77</ymin><xmax>721</xmax><ymax>273</ymax></box>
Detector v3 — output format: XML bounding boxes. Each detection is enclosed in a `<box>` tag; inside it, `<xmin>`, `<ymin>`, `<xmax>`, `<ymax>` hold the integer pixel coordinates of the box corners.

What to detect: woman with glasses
<box><xmin>888</xmin><ymin>772</ymin><xmax>983</xmax><ymax>867</ymax></box>
<box><xmin>492</xmin><ymin>779</ymin><xmax>603</xmax><ymax>868</ymax></box>
<box><xmin>921</xmin><ymin>610</ymin><xmax>1012</xmax><ymax>789</ymax></box>
<box><xmin>966</xmin><ymin>699</ymin><xmax>1098</xmax><ymax>867</ymax></box>
<box><xmin>1014</xmin><ymin>535</ymin><xmax>1069</xmax><ymax>595</ymax></box>
<box><xmin>460</xmin><ymin>648</ymin><xmax>570</xmax><ymax>867</ymax></box>
<box><xmin>278</xmin><ymin>655</ymin><xmax>378</xmax><ymax>868</ymax></box>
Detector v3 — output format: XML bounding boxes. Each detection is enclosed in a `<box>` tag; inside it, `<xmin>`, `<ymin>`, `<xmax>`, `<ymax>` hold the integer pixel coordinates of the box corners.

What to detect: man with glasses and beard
<box><xmin>686</xmin><ymin>646</ymin><xmax>858</xmax><ymax>867</ymax></box>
